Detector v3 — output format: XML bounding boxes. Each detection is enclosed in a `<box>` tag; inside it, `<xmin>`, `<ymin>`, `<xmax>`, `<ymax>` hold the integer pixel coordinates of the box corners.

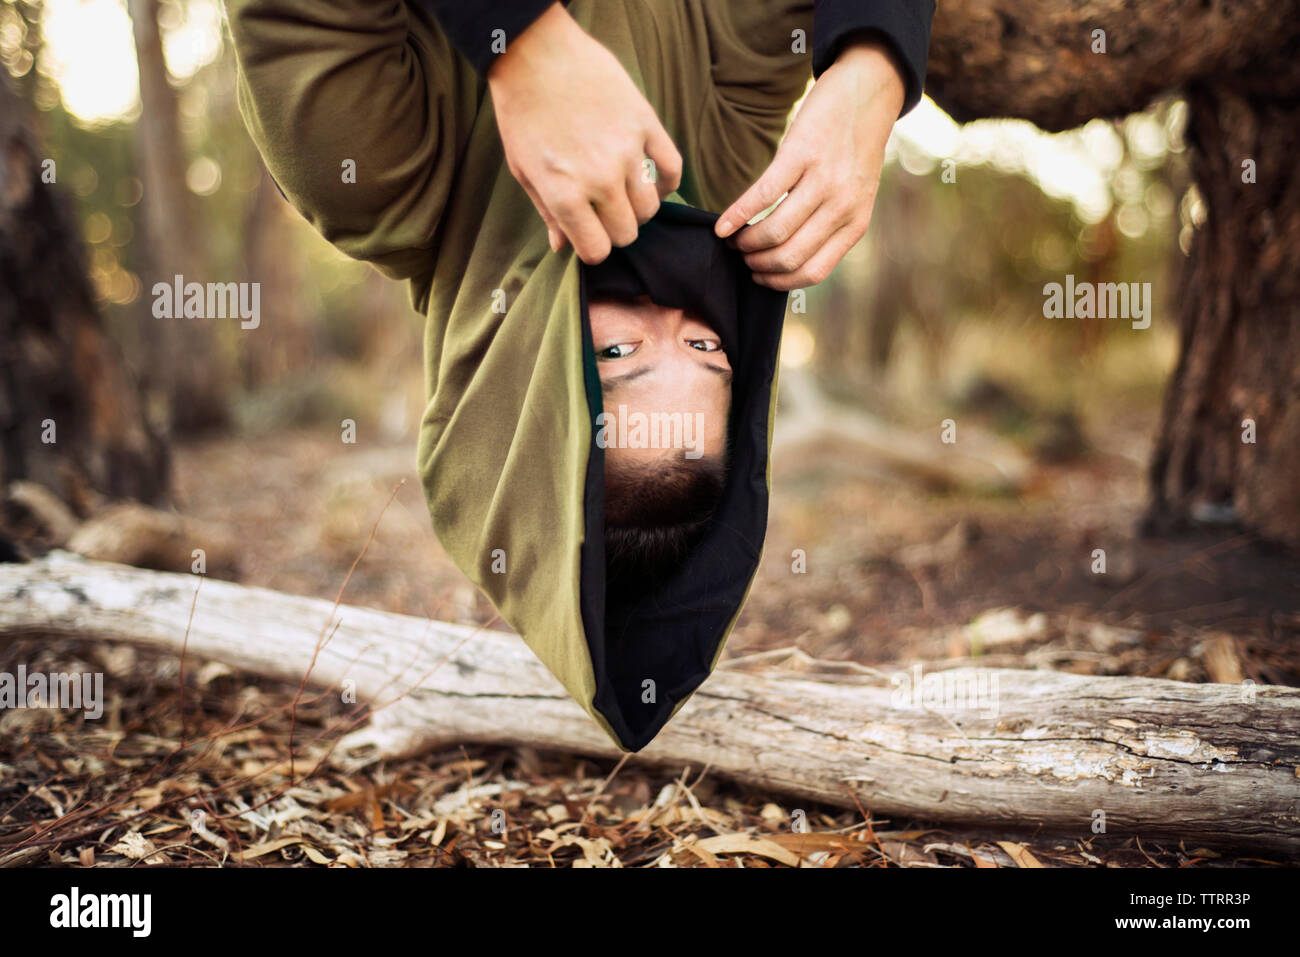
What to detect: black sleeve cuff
<box><xmin>414</xmin><ymin>0</ymin><xmax>558</xmax><ymax>77</ymax></box>
<box><xmin>812</xmin><ymin>0</ymin><xmax>935</xmax><ymax>116</ymax></box>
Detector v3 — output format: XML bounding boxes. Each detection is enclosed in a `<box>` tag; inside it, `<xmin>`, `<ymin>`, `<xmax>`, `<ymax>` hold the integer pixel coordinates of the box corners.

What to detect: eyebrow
<box><xmin>603</xmin><ymin>365</ymin><xmax>655</xmax><ymax>392</ymax></box>
<box><xmin>602</xmin><ymin>361</ymin><xmax>732</xmax><ymax>393</ymax></box>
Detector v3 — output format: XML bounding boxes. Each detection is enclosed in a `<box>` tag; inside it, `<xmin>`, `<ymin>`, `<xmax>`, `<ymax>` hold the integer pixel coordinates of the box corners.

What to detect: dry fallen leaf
<box><xmin>997</xmin><ymin>841</ymin><xmax>1045</xmax><ymax>868</ymax></box>
<box><xmin>768</xmin><ymin>832</ymin><xmax>869</xmax><ymax>857</ymax></box>
<box><xmin>630</xmin><ymin>803</ymin><xmax>732</xmax><ymax>829</ymax></box>
<box><xmin>302</xmin><ymin>844</ymin><xmax>333</xmax><ymax>865</ymax></box>
<box><xmin>111</xmin><ymin>831</ymin><xmax>159</xmax><ymax>862</ymax></box>
<box><xmin>969</xmin><ymin>844</ymin><xmax>1000</xmax><ymax>868</ymax></box>
<box><xmin>694</xmin><ymin>834</ymin><xmax>801</xmax><ymax>868</ymax></box>
<box><xmin>238</xmin><ymin>836</ymin><xmax>305</xmax><ymax>861</ymax></box>
<box><xmin>675</xmin><ymin>838</ymin><xmax>721</xmax><ymax>868</ymax></box>
<box><xmin>1202</xmin><ymin>634</ymin><xmax>1244</xmax><ymax>685</ymax></box>
<box><xmin>554</xmin><ymin>835</ymin><xmax>620</xmax><ymax>868</ymax></box>
<box><xmin>880</xmin><ymin>840</ymin><xmax>939</xmax><ymax>865</ymax></box>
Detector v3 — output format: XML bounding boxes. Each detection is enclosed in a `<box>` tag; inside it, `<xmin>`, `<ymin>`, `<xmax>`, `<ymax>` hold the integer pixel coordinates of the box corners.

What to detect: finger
<box><xmin>643</xmin><ymin>120</ymin><xmax>683</xmax><ymax>199</ymax></box>
<box><xmin>728</xmin><ymin>173</ymin><xmax>821</xmax><ymax>253</ymax></box>
<box><xmin>592</xmin><ymin>181</ymin><xmax>640</xmax><ymax>249</ymax></box>
<box><xmin>627</xmin><ymin>160</ymin><xmax>661</xmax><ymax>225</ymax></box>
<box><xmin>741</xmin><ymin>201</ymin><xmax>851</xmax><ymax>276</ymax></box>
<box><xmin>752</xmin><ymin>222</ymin><xmax>861</xmax><ymax>291</ymax></box>
<box><xmin>519</xmin><ymin>177</ymin><xmax>568</xmax><ymax>252</ymax></box>
<box><xmin>550</xmin><ymin>188</ymin><xmax>612</xmax><ymax>264</ymax></box>
<box><xmin>715</xmin><ymin>146</ymin><xmax>806</xmax><ymax>238</ymax></box>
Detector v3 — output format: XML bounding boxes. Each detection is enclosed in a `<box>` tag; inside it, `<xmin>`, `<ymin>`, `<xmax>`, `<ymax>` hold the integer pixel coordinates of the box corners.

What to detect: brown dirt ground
<box><xmin>2</xmin><ymin>410</ymin><xmax>1296</xmax><ymax>868</ymax></box>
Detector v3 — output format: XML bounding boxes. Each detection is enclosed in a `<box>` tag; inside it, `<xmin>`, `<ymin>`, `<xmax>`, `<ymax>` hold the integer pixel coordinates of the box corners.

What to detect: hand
<box><xmin>487</xmin><ymin>3</ymin><xmax>682</xmax><ymax>264</ymax></box>
<box><xmin>714</xmin><ymin>38</ymin><xmax>906</xmax><ymax>290</ymax></box>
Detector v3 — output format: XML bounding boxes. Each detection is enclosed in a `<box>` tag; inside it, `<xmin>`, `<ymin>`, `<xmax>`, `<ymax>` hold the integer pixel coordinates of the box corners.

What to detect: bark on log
<box><xmin>1</xmin><ymin>552</ymin><xmax>1297</xmax><ymax>854</ymax></box>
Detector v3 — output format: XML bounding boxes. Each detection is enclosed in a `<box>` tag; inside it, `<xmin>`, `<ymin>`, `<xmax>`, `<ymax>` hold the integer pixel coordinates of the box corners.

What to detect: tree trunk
<box><xmin>3</xmin><ymin>552</ymin><xmax>1296</xmax><ymax>854</ymax></box>
<box><xmin>127</xmin><ymin>0</ymin><xmax>229</xmax><ymax>433</ymax></box>
<box><xmin>1145</xmin><ymin>74</ymin><xmax>1300</xmax><ymax>546</ymax></box>
<box><xmin>924</xmin><ymin>0</ymin><xmax>1300</xmax><ymax>547</ymax></box>
<box><xmin>0</xmin><ymin>75</ymin><xmax>169</xmax><ymax>512</ymax></box>
<box><xmin>239</xmin><ymin>168</ymin><xmax>314</xmax><ymax>390</ymax></box>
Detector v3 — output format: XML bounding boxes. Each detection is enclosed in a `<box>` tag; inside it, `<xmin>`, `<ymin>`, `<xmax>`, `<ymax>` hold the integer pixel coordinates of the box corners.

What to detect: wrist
<box><xmin>487</xmin><ymin>2</ymin><xmax>572</xmax><ymax>89</ymax></box>
<box><xmin>827</xmin><ymin>34</ymin><xmax>906</xmax><ymax>112</ymax></box>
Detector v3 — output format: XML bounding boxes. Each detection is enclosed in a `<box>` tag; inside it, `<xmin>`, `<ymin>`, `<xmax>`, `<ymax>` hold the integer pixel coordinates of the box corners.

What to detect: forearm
<box><xmin>225</xmin><ymin>0</ymin><xmax>472</xmax><ymax>277</ymax></box>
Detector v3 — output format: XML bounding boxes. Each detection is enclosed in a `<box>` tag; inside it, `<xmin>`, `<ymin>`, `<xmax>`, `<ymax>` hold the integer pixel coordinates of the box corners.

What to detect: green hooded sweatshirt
<box><xmin>227</xmin><ymin>0</ymin><xmax>816</xmax><ymax>750</ymax></box>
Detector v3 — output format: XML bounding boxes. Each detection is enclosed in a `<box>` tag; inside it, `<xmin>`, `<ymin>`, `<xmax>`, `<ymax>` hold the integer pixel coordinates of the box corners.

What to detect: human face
<box><xmin>588</xmin><ymin>294</ymin><xmax>731</xmax><ymax>469</ymax></box>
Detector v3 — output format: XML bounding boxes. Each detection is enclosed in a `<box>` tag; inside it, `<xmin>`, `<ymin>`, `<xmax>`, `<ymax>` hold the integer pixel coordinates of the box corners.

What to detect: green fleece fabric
<box><xmin>227</xmin><ymin>0</ymin><xmax>814</xmax><ymax>748</ymax></box>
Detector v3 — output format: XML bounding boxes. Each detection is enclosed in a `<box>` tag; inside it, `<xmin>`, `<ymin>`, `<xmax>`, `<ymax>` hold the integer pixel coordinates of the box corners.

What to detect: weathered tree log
<box><xmin>774</xmin><ymin>368</ymin><xmax>1031</xmax><ymax>493</ymax></box>
<box><xmin>1</xmin><ymin>552</ymin><xmax>1296</xmax><ymax>853</ymax></box>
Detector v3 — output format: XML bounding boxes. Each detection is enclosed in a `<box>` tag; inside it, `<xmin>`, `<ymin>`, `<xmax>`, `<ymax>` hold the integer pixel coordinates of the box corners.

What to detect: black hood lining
<box><xmin>577</xmin><ymin>202</ymin><xmax>787</xmax><ymax>751</ymax></box>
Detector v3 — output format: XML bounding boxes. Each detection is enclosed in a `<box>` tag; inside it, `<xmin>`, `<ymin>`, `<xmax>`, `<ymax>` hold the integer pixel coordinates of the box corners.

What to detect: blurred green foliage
<box><xmin>3</xmin><ymin>0</ymin><xmax>1190</xmax><ymax>447</ymax></box>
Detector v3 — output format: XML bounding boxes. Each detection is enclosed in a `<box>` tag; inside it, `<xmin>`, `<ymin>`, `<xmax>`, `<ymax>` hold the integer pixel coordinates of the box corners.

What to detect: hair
<box><xmin>604</xmin><ymin>452</ymin><xmax>727</xmax><ymax>587</ymax></box>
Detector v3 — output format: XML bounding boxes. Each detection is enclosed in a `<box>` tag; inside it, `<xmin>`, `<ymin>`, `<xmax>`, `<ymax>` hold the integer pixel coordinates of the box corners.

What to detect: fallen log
<box><xmin>1</xmin><ymin>551</ymin><xmax>1296</xmax><ymax>854</ymax></box>
<box><xmin>772</xmin><ymin>368</ymin><xmax>1033</xmax><ymax>494</ymax></box>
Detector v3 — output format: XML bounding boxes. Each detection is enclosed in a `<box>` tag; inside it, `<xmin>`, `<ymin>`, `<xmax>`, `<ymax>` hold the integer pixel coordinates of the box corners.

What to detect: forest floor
<box><xmin>2</xmin><ymin>404</ymin><xmax>1297</xmax><ymax>868</ymax></box>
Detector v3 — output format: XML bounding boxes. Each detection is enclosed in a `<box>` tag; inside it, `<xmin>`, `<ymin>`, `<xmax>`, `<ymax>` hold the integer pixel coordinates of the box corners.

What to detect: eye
<box><xmin>686</xmin><ymin>338</ymin><xmax>721</xmax><ymax>352</ymax></box>
<box><xmin>597</xmin><ymin>342</ymin><xmax>638</xmax><ymax>360</ymax></box>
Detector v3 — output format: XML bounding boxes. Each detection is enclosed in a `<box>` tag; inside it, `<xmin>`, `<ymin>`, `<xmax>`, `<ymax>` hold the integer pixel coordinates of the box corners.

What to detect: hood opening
<box><xmin>577</xmin><ymin>202</ymin><xmax>788</xmax><ymax>751</ymax></box>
